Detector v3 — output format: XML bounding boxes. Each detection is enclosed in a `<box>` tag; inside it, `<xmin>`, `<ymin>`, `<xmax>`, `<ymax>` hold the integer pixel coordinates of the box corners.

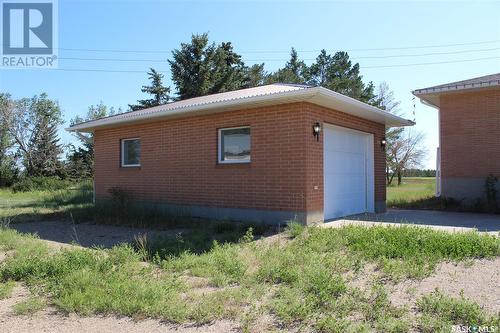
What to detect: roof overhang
<box><xmin>413</xmin><ymin>79</ymin><xmax>500</xmax><ymax>108</ymax></box>
<box><xmin>67</xmin><ymin>86</ymin><xmax>414</xmax><ymax>133</ymax></box>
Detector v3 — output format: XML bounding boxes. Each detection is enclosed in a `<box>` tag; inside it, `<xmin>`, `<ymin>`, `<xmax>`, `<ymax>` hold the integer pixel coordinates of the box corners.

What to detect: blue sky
<box><xmin>1</xmin><ymin>0</ymin><xmax>499</xmax><ymax>169</ymax></box>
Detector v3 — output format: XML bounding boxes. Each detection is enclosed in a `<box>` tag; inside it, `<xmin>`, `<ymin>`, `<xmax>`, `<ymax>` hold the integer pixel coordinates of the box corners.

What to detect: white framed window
<box><xmin>218</xmin><ymin>126</ymin><xmax>251</xmax><ymax>164</ymax></box>
<box><xmin>121</xmin><ymin>138</ymin><xmax>141</xmax><ymax>167</ymax></box>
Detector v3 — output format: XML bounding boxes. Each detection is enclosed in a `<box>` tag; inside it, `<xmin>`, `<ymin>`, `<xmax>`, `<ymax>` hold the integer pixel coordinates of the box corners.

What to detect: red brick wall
<box><xmin>440</xmin><ymin>88</ymin><xmax>500</xmax><ymax>179</ymax></box>
<box><xmin>94</xmin><ymin>102</ymin><xmax>386</xmax><ymax>215</ymax></box>
<box><xmin>95</xmin><ymin>102</ymin><xmax>309</xmax><ymax>212</ymax></box>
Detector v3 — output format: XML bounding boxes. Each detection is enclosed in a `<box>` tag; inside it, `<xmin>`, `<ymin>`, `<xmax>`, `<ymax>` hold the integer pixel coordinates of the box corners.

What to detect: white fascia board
<box><xmin>66</xmin><ymin>88</ymin><xmax>317</xmax><ymax>132</ymax></box>
<box><xmin>67</xmin><ymin>86</ymin><xmax>413</xmax><ymax>132</ymax></box>
<box><xmin>313</xmin><ymin>87</ymin><xmax>414</xmax><ymax>127</ymax></box>
<box><xmin>413</xmin><ymin>80</ymin><xmax>500</xmax><ymax>96</ymax></box>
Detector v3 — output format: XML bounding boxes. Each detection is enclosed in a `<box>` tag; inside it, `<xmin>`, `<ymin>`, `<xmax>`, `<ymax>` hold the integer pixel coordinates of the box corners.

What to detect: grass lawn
<box><xmin>387</xmin><ymin>177</ymin><xmax>436</xmax><ymax>209</ymax></box>
<box><xmin>0</xmin><ymin>182</ymin><xmax>93</xmax><ymax>223</ymax></box>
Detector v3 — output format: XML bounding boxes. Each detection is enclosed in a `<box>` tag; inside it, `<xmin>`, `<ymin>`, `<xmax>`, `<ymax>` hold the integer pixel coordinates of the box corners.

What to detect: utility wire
<box><xmin>47</xmin><ymin>56</ymin><xmax>500</xmax><ymax>73</ymax></box>
<box><xmin>362</xmin><ymin>56</ymin><xmax>500</xmax><ymax>69</ymax></box>
<box><xmin>57</xmin><ymin>39</ymin><xmax>500</xmax><ymax>54</ymax></box>
<box><xmin>57</xmin><ymin>46</ymin><xmax>500</xmax><ymax>63</ymax></box>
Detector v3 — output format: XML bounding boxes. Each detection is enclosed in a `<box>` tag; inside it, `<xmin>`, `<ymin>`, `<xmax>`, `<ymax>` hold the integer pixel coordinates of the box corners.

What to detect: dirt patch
<box><xmin>0</xmin><ymin>314</ymin><xmax>240</xmax><ymax>333</ymax></box>
<box><xmin>389</xmin><ymin>257</ymin><xmax>500</xmax><ymax>314</ymax></box>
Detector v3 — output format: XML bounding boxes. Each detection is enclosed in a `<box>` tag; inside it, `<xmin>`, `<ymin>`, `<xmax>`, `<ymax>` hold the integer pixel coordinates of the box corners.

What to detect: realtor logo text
<box><xmin>1</xmin><ymin>0</ymin><xmax>58</xmax><ymax>68</ymax></box>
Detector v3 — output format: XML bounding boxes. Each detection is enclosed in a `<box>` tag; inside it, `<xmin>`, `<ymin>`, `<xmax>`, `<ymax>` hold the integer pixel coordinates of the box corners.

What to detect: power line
<box><xmin>348</xmin><ymin>47</ymin><xmax>500</xmax><ymax>60</ymax></box>
<box><xmin>57</xmin><ymin>39</ymin><xmax>500</xmax><ymax>54</ymax></box>
<box><xmin>53</xmin><ymin>68</ymin><xmax>169</xmax><ymax>73</ymax></box>
<box><xmin>57</xmin><ymin>46</ymin><xmax>500</xmax><ymax>63</ymax></box>
<box><xmin>362</xmin><ymin>56</ymin><xmax>500</xmax><ymax>69</ymax></box>
<box><xmin>248</xmin><ymin>39</ymin><xmax>500</xmax><ymax>53</ymax></box>
<box><xmin>46</xmin><ymin>56</ymin><xmax>500</xmax><ymax>73</ymax></box>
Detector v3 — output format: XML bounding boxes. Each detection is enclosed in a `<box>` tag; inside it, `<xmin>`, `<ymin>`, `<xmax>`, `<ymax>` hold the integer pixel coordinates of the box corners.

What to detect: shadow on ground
<box><xmin>8</xmin><ymin>219</ymin><xmax>276</xmax><ymax>259</ymax></box>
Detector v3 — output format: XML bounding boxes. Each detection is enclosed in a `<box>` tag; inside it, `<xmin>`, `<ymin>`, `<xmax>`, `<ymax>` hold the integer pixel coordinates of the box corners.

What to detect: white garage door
<box><xmin>323</xmin><ymin>124</ymin><xmax>375</xmax><ymax>220</ymax></box>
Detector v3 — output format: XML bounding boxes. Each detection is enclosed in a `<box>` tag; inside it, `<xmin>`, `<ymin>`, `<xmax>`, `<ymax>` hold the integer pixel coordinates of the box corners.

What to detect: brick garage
<box><xmin>413</xmin><ymin>73</ymin><xmax>500</xmax><ymax>203</ymax></box>
<box><xmin>69</xmin><ymin>84</ymin><xmax>411</xmax><ymax>224</ymax></box>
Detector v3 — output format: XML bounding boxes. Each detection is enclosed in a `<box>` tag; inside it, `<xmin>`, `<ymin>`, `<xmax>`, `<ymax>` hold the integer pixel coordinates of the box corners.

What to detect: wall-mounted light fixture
<box><xmin>381</xmin><ymin>137</ymin><xmax>387</xmax><ymax>150</ymax></box>
<box><xmin>313</xmin><ymin>122</ymin><xmax>321</xmax><ymax>141</ymax></box>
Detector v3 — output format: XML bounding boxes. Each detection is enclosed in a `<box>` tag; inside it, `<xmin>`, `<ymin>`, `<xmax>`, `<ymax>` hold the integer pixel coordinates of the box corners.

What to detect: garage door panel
<box><xmin>324</xmin><ymin>125</ymin><xmax>374</xmax><ymax>220</ymax></box>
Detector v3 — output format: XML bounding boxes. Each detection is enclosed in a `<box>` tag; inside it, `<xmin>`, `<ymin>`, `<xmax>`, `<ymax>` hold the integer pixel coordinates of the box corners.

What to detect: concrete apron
<box><xmin>322</xmin><ymin>209</ymin><xmax>500</xmax><ymax>235</ymax></box>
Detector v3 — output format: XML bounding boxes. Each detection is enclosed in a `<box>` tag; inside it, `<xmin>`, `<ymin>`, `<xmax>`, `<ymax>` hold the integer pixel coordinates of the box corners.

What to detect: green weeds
<box><xmin>417</xmin><ymin>291</ymin><xmax>500</xmax><ymax>332</ymax></box>
<box><xmin>0</xmin><ymin>224</ymin><xmax>498</xmax><ymax>330</ymax></box>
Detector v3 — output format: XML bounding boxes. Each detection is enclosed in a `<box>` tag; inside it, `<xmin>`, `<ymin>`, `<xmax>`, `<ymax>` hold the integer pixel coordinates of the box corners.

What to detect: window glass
<box><xmin>122</xmin><ymin>139</ymin><xmax>140</xmax><ymax>166</ymax></box>
<box><xmin>220</xmin><ymin>127</ymin><xmax>250</xmax><ymax>162</ymax></box>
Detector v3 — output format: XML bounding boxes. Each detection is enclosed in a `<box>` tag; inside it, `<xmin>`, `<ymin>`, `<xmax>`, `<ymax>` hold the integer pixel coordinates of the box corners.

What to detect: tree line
<box><xmin>0</xmin><ymin>33</ymin><xmax>426</xmax><ymax>188</ymax></box>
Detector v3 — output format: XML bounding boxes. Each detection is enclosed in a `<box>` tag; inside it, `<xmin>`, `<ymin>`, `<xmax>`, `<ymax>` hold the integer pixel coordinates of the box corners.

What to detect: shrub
<box><xmin>0</xmin><ymin>158</ymin><xmax>19</xmax><ymax>187</ymax></box>
<box><xmin>11</xmin><ymin>176</ymin><xmax>73</xmax><ymax>192</ymax></box>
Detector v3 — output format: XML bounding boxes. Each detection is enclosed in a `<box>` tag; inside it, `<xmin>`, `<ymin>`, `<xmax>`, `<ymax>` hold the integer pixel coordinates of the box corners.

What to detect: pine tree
<box><xmin>169</xmin><ymin>33</ymin><xmax>248</xmax><ymax>99</ymax></box>
<box><xmin>30</xmin><ymin>121</ymin><xmax>63</xmax><ymax>176</ymax></box>
<box><xmin>244</xmin><ymin>63</ymin><xmax>267</xmax><ymax>87</ymax></box>
<box><xmin>266</xmin><ymin>48</ymin><xmax>309</xmax><ymax>84</ymax></box>
<box><xmin>310</xmin><ymin>51</ymin><xmax>375</xmax><ymax>104</ymax></box>
<box><xmin>129</xmin><ymin>68</ymin><xmax>170</xmax><ymax>111</ymax></box>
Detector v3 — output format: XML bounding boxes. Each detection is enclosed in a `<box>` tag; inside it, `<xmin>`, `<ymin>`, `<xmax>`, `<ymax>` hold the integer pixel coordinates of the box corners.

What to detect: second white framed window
<box><xmin>218</xmin><ymin>127</ymin><xmax>251</xmax><ymax>163</ymax></box>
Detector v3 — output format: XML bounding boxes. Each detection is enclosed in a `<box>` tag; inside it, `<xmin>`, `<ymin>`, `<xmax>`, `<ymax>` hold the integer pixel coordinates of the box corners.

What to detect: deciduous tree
<box><xmin>376</xmin><ymin>82</ymin><xmax>425</xmax><ymax>185</ymax></box>
<box><xmin>2</xmin><ymin>94</ymin><xmax>63</xmax><ymax>177</ymax></box>
<box><xmin>0</xmin><ymin>93</ymin><xmax>18</xmax><ymax>186</ymax></box>
<box><xmin>67</xmin><ymin>103</ymin><xmax>119</xmax><ymax>178</ymax></box>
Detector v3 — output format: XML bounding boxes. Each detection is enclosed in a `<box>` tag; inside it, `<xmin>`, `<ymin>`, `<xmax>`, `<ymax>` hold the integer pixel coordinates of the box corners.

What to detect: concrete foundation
<box><xmin>97</xmin><ymin>198</ymin><xmax>324</xmax><ymax>225</ymax></box>
<box><xmin>375</xmin><ymin>200</ymin><xmax>387</xmax><ymax>214</ymax></box>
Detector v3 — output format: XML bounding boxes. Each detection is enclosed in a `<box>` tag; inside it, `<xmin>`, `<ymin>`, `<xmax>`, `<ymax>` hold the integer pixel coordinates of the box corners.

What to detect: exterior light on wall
<box><xmin>381</xmin><ymin>137</ymin><xmax>387</xmax><ymax>149</ymax></box>
<box><xmin>313</xmin><ymin>122</ymin><xmax>321</xmax><ymax>141</ymax></box>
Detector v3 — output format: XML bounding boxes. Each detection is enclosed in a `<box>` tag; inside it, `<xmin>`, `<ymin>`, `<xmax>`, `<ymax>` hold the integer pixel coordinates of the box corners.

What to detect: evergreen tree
<box><xmin>30</xmin><ymin>120</ymin><xmax>63</xmax><ymax>176</ymax></box>
<box><xmin>129</xmin><ymin>68</ymin><xmax>170</xmax><ymax>111</ymax></box>
<box><xmin>25</xmin><ymin>94</ymin><xmax>63</xmax><ymax>176</ymax></box>
<box><xmin>309</xmin><ymin>50</ymin><xmax>376</xmax><ymax>104</ymax></box>
<box><xmin>266</xmin><ymin>48</ymin><xmax>309</xmax><ymax>84</ymax></box>
<box><xmin>169</xmin><ymin>33</ymin><xmax>248</xmax><ymax>99</ymax></box>
<box><xmin>244</xmin><ymin>63</ymin><xmax>267</xmax><ymax>87</ymax></box>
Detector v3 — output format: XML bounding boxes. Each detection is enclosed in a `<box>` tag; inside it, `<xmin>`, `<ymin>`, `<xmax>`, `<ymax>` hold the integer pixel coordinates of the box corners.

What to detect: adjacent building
<box><xmin>413</xmin><ymin>73</ymin><xmax>500</xmax><ymax>203</ymax></box>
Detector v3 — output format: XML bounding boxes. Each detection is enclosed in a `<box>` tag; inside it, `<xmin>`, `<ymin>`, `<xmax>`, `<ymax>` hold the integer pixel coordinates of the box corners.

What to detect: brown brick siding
<box><xmin>94</xmin><ymin>102</ymin><xmax>386</xmax><ymax>216</ymax></box>
<box><xmin>440</xmin><ymin>88</ymin><xmax>500</xmax><ymax>179</ymax></box>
